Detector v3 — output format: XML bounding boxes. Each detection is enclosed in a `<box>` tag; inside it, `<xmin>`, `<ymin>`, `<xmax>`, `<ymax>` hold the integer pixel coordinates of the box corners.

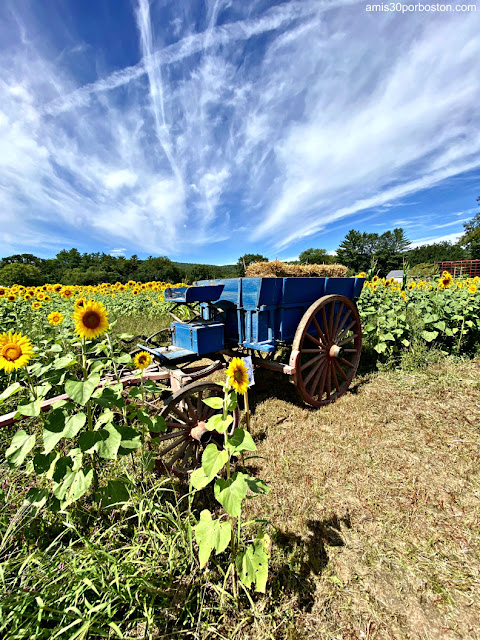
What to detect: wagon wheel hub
<box><xmin>329</xmin><ymin>344</ymin><xmax>342</xmax><ymax>358</ymax></box>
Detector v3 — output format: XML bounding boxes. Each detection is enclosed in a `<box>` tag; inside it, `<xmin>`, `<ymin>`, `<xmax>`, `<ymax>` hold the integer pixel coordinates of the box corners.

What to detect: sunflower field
<box><xmin>357</xmin><ymin>271</ymin><xmax>480</xmax><ymax>364</ymax></box>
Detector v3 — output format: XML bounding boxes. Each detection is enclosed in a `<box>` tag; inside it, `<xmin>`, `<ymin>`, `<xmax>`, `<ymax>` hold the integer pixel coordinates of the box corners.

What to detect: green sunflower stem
<box><xmin>80</xmin><ymin>338</ymin><xmax>93</xmax><ymax>432</ymax></box>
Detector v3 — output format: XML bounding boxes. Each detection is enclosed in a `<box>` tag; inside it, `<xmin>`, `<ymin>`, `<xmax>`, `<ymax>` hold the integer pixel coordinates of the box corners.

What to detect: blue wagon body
<box><xmin>164</xmin><ymin>277</ymin><xmax>364</xmax><ymax>355</ymax></box>
<box><xmin>136</xmin><ymin>275</ymin><xmax>365</xmax><ymax>474</ymax></box>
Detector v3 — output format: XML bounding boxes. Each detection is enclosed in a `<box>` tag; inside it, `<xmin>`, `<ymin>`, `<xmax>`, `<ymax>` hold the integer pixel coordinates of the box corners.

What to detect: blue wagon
<box><xmin>138</xmin><ymin>276</ymin><xmax>364</xmax><ymax>474</ymax></box>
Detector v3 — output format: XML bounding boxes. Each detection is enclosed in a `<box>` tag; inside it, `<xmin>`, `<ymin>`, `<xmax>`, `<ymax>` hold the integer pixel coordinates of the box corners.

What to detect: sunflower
<box><xmin>36</xmin><ymin>292</ymin><xmax>45</xmax><ymax>301</ymax></box>
<box><xmin>74</xmin><ymin>298</ymin><xmax>86</xmax><ymax>311</ymax></box>
<box><xmin>61</xmin><ymin>286</ymin><xmax>75</xmax><ymax>299</ymax></box>
<box><xmin>401</xmin><ymin>291</ymin><xmax>407</xmax><ymax>302</ymax></box>
<box><xmin>0</xmin><ymin>287</ymin><xmax>6</xmax><ymax>297</ymax></box>
<box><xmin>226</xmin><ymin>357</ymin><xmax>249</xmax><ymax>395</ymax></box>
<box><xmin>439</xmin><ymin>273</ymin><xmax>453</xmax><ymax>288</ymax></box>
<box><xmin>48</xmin><ymin>311</ymin><xmax>64</xmax><ymax>326</ymax></box>
<box><xmin>24</xmin><ymin>294</ymin><xmax>32</xmax><ymax>301</ymax></box>
<box><xmin>372</xmin><ymin>275</ymin><xmax>379</xmax><ymax>283</ymax></box>
<box><xmin>53</xmin><ymin>284</ymin><xmax>63</xmax><ymax>293</ymax></box>
<box><xmin>7</xmin><ymin>294</ymin><xmax>16</xmax><ymax>302</ymax></box>
<box><xmin>73</xmin><ymin>299</ymin><xmax>109</xmax><ymax>339</ymax></box>
<box><xmin>44</xmin><ymin>295</ymin><xmax>51</xmax><ymax>303</ymax></box>
<box><xmin>0</xmin><ymin>332</ymin><xmax>34</xmax><ymax>373</ymax></box>
<box><xmin>31</xmin><ymin>301</ymin><xmax>42</xmax><ymax>310</ymax></box>
<box><xmin>456</xmin><ymin>282</ymin><xmax>464</xmax><ymax>289</ymax></box>
<box><xmin>134</xmin><ymin>351</ymin><xmax>152</xmax><ymax>369</ymax></box>
<box><xmin>356</xmin><ymin>272</ymin><xmax>367</xmax><ymax>278</ymax></box>
<box><xmin>468</xmin><ymin>284</ymin><xmax>477</xmax><ymax>295</ymax></box>
<box><xmin>407</xmin><ymin>282</ymin><xmax>416</xmax><ymax>291</ymax></box>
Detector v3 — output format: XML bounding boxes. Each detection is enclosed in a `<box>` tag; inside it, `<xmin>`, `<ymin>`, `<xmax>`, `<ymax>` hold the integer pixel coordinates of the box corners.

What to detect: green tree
<box><xmin>298</xmin><ymin>248</ymin><xmax>334</xmax><ymax>264</ymax></box>
<box><xmin>0</xmin><ymin>263</ymin><xmax>43</xmax><ymax>286</ymax></box>
<box><xmin>236</xmin><ymin>254</ymin><xmax>268</xmax><ymax>277</ymax></box>
<box><xmin>136</xmin><ymin>256</ymin><xmax>181</xmax><ymax>283</ymax></box>
<box><xmin>406</xmin><ymin>241</ymin><xmax>469</xmax><ymax>266</ymax></box>
<box><xmin>458</xmin><ymin>198</ymin><xmax>480</xmax><ymax>259</ymax></box>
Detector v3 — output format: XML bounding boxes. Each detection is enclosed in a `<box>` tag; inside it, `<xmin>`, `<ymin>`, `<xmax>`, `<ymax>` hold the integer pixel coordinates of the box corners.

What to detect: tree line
<box><xmin>1</xmin><ymin>200</ymin><xmax>478</xmax><ymax>286</ymax></box>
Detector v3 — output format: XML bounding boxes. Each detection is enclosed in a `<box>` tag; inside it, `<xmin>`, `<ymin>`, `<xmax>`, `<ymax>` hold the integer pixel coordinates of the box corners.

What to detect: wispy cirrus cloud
<box><xmin>0</xmin><ymin>0</ymin><xmax>479</xmax><ymax>261</ymax></box>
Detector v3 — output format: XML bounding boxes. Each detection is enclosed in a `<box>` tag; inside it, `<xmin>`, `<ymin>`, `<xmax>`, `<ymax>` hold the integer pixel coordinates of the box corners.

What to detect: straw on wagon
<box><xmin>245</xmin><ymin>259</ymin><xmax>348</xmax><ymax>278</ymax></box>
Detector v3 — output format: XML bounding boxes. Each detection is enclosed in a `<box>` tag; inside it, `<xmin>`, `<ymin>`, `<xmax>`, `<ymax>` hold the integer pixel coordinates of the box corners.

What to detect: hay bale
<box><xmin>245</xmin><ymin>259</ymin><xmax>348</xmax><ymax>278</ymax></box>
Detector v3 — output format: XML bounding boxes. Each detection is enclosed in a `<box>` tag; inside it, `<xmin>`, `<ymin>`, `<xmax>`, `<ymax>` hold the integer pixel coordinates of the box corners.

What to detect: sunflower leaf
<box><xmin>6</xmin><ymin>430</ymin><xmax>36</xmax><ymax>468</ymax></box>
<box><xmin>202</xmin><ymin>397</ymin><xmax>223</xmax><ymax>410</ymax></box>
<box><xmin>65</xmin><ymin>375</ymin><xmax>101</xmax><ymax>406</ymax></box>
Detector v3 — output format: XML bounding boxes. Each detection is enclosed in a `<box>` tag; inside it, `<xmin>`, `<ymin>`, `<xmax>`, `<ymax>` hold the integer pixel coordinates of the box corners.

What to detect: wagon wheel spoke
<box><xmin>171</xmin><ymin>405</ymin><xmax>195</xmax><ymax>425</ymax></box>
<box><xmin>333</xmin><ymin>358</ymin><xmax>348</xmax><ymax>381</ymax></box>
<box><xmin>304</xmin><ymin>332</ymin><xmax>322</xmax><ymax>347</ymax></box>
<box><xmin>312</xmin><ymin>316</ymin><xmax>328</xmax><ymax>346</ymax></box>
<box><xmin>334</xmin><ymin>308</ymin><xmax>351</xmax><ymax>341</ymax></box>
<box><xmin>308</xmin><ymin>358</ymin><xmax>327</xmax><ymax>396</ymax></box>
<box><xmin>155</xmin><ymin>430</ymin><xmax>187</xmax><ymax>443</ymax></box>
<box><xmin>304</xmin><ymin>356</ymin><xmax>326</xmax><ymax>387</ymax></box>
<box><xmin>185</xmin><ymin>396</ymin><xmax>198</xmax><ymax>421</ymax></box>
<box><xmin>321</xmin><ymin>305</ymin><xmax>329</xmax><ymax>341</ymax></box>
<box><xmin>168</xmin><ymin>440</ymin><xmax>189</xmax><ymax>468</ymax></box>
<box><xmin>338</xmin><ymin>333</ymin><xmax>358</xmax><ymax>347</ymax></box>
<box><xmin>158</xmin><ymin>434</ymin><xmax>188</xmax><ymax>458</ymax></box>
<box><xmin>331</xmin><ymin>362</ymin><xmax>341</xmax><ymax>394</ymax></box>
<box><xmin>331</xmin><ymin>302</ymin><xmax>344</xmax><ymax>341</ymax></box>
<box><xmin>336</xmin><ymin>320</ymin><xmax>357</xmax><ymax>344</ymax></box>
<box><xmin>301</xmin><ymin>353</ymin><xmax>325</xmax><ymax>372</ymax></box>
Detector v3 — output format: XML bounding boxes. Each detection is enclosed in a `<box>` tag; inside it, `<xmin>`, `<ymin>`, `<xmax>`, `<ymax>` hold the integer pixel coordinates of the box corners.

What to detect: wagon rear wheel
<box><xmin>290</xmin><ymin>295</ymin><xmax>362</xmax><ymax>408</ymax></box>
<box><xmin>153</xmin><ymin>381</ymin><xmax>239</xmax><ymax>476</ymax></box>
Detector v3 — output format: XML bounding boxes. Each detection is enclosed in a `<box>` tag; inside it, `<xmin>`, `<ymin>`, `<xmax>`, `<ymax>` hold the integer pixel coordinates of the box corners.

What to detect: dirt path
<box><xmin>242</xmin><ymin>359</ymin><xmax>480</xmax><ymax>640</ymax></box>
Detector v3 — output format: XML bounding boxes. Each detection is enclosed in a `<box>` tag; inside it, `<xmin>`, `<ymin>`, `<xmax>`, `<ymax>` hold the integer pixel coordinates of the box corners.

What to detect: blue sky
<box><xmin>1</xmin><ymin>0</ymin><xmax>479</xmax><ymax>264</ymax></box>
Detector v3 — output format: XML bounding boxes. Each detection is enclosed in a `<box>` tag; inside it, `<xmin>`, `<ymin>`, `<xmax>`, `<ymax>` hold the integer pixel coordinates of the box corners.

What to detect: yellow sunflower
<box><xmin>0</xmin><ymin>287</ymin><xmax>6</xmax><ymax>297</ymax></box>
<box><xmin>52</xmin><ymin>284</ymin><xmax>63</xmax><ymax>294</ymax></box>
<box><xmin>226</xmin><ymin>357</ymin><xmax>249</xmax><ymax>395</ymax></box>
<box><xmin>7</xmin><ymin>294</ymin><xmax>16</xmax><ymax>302</ymax></box>
<box><xmin>407</xmin><ymin>282</ymin><xmax>416</xmax><ymax>291</ymax></box>
<box><xmin>134</xmin><ymin>351</ymin><xmax>152</xmax><ymax>369</ymax></box>
<box><xmin>401</xmin><ymin>291</ymin><xmax>408</xmax><ymax>302</ymax></box>
<box><xmin>61</xmin><ymin>286</ymin><xmax>75</xmax><ymax>299</ymax></box>
<box><xmin>74</xmin><ymin>297</ymin><xmax>86</xmax><ymax>311</ymax></box>
<box><xmin>31</xmin><ymin>301</ymin><xmax>42</xmax><ymax>310</ymax></box>
<box><xmin>73</xmin><ymin>299</ymin><xmax>109</xmax><ymax>339</ymax></box>
<box><xmin>356</xmin><ymin>272</ymin><xmax>367</xmax><ymax>278</ymax></box>
<box><xmin>468</xmin><ymin>284</ymin><xmax>477</xmax><ymax>295</ymax></box>
<box><xmin>0</xmin><ymin>332</ymin><xmax>34</xmax><ymax>373</ymax></box>
<box><xmin>439</xmin><ymin>273</ymin><xmax>453</xmax><ymax>288</ymax></box>
<box><xmin>48</xmin><ymin>311</ymin><xmax>64</xmax><ymax>326</ymax></box>
<box><xmin>44</xmin><ymin>295</ymin><xmax>51</xmax><ymax>303</ymax></box>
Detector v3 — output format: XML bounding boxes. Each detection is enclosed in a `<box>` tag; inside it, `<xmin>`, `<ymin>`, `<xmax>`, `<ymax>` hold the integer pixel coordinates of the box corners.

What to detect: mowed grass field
<box><xmin>231</xmin><ymin>358</ymin><xmax>480</xmax><ymax>640</ymax></box>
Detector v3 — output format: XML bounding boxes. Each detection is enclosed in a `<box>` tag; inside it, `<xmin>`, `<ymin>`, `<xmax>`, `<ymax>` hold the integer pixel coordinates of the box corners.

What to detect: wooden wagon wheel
<box><xmin>153</xmin><ymin>380</ymin><xmax>239</xmax><ymax>476</ymax></box>
<box><xmin>290</xmin><ymin>295</ymin><xmax>362</xmax><ymax>408</ymax></box>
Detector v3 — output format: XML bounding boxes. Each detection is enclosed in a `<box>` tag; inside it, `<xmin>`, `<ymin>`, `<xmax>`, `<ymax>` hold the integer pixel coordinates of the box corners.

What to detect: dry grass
<box><xmin>238</xmin><ymin>358</ymin><xmax>480</xmax><ymax>640</ymax></box>
<box><xmin>245</xmin><ymin>259</ymin><xmax>348</xmax><ymax>278</ymax></box>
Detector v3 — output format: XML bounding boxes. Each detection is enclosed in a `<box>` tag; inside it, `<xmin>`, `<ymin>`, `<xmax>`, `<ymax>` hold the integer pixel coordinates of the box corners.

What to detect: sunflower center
<box><xmin>138</xmin><ymin>356</ymin><xmax>147</xmax><ymax>364</ymax></box>
<box><xmin>3</xmin><ymin>344</ymin><xmax>21</xmax><ymax>361</ymax></box>
<box><xmin>83</xmin><ymin>311</ymin><xmax>101</xmax><ymax>329</ymax></box>
<box><xmin>234</xmin><ymin>370</ymin><xmax>244</xmax><ymax>382</ymax></box>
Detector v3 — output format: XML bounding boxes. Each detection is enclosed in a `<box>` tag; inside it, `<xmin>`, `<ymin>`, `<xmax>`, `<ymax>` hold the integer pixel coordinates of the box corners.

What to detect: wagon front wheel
<box><xmin>154</xmin><ymin>381</ymin><xmax>239</xmax><ymax>476</ymax></box>
<box><xmin>290</xmin><ymin>295</ymin><xmax>362</xmax><ymax>408</ymax></box>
